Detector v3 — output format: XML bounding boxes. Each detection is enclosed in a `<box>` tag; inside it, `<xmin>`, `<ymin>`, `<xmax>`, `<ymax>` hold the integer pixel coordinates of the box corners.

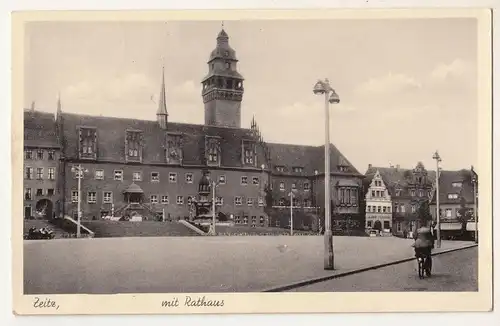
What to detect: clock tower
<box><xmin>202</xmin><ymin>28</ymin><xmax>244</xmax><ymax>128</ymax></box>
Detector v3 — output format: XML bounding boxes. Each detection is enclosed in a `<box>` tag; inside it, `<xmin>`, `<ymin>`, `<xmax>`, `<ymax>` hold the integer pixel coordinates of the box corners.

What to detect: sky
<box><xmin>23</xmin><ymin>18</ymin><xmax>478</xmax><ymax>173</ymax></box>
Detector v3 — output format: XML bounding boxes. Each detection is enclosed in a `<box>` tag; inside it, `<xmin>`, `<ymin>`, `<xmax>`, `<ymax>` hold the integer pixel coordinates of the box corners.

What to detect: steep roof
<box><xmin>267</xmin><ymin>142</ymin><xmax>362</xmax><ymax>177</ymax></box>
<box><xmin>24</xmin><ymin>110</ymin><xmax>59</xmax><ymax>148</ymax></box>
<box><xmin>430</xmin><ymin>169</ymin><xmax>476</xmax><ymax>205</ymax></box>
<box><xmin>60</xmin><ymin>112</ymin><xmax>265</xmax><ymax>167</ymax></box>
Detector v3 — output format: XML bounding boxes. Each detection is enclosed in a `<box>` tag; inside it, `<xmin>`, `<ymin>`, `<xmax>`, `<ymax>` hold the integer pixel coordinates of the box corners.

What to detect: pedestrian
<box><xmin>403</xmin><ymin>229</ymin><xmax>407</xmax><ymax>239</ymax></box>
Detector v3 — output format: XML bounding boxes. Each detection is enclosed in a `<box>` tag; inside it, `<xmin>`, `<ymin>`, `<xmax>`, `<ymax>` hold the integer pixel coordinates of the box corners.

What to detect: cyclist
<box><xmin>412</xmin><ymin>224</ymin><xmax>434</xmax><ymax>276</ymax></box>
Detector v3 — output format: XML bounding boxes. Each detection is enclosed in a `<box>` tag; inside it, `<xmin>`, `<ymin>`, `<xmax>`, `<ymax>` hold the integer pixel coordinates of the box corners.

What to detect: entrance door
<box><xmin>24</xmin><ymin>206</ymin><xmax>32</xmax><ymax>219</ymax></box>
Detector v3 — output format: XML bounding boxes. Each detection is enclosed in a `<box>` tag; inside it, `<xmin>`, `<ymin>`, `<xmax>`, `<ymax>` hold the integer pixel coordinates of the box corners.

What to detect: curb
<box><xmin>262</xmin><ymin>244</ymin><xmax>478</xmax><ymax>292</ymax></box>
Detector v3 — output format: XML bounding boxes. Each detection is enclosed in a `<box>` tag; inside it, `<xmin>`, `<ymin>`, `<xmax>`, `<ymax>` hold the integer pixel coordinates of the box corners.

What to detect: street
<box><xmin>289</xmin><ymin>246</ymin><xmax>478</xmax><ymax>292</ymax></box>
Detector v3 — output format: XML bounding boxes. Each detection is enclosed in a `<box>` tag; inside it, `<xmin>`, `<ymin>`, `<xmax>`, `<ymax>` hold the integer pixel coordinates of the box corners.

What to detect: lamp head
<box><xmin>328</xmin><ymin>90</ymin><xmax>340</xmax><ymax>104</ymax></box>
<box><xmin>314</xmin><ymin>169</ymin><xmax>319</xmax><ymax>175</ymax></box>
<box><xmin>261</xmin><ymin>163</ymin><xmax>265</xmax><ymax>170</ymax></box>
<box><xmin>313</xmin><ymin>80</ymin><xmax>326</xmax><ymax>95</ymax></box>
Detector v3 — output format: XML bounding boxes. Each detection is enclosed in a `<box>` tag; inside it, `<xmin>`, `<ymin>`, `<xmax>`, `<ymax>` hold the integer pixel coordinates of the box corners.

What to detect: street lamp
<box><xmin>71</xmin><ymin>164</ymin><xmax>89</xmax><ymax>238</ymax></box>
<box><xmin>210</xmin><ymin>174</ymin><xmax>226</xmax><ymax>236</ymax></box>
<box><xmin>432</xmin><ymin>151</ymin><xmax>442</xmax><ymax>248</ymax></box>
<box><xmin>314</xmin><ymin>169</ymin><xmax>320</xmax><ymax>234</ymax></box>
<box><xmin>471</xmin><ymin>167</ymin><xmax>478</xmax><ymax>243</ymax></box>
<box><xmin>313</xmin><ymin>78</ymin><xmax>340</xmax><ymax>270</ymax></box>
<box><xmin>288</xmin><ymin>190</ymin><xmax>296</xmax><ymax>236</ymax></box>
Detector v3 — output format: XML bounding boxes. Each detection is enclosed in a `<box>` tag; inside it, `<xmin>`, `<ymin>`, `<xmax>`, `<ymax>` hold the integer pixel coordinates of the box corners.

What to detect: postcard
<box><xmin>11</xmin><ymin>8</ymin><xmax>493</xmax><ymax>315</ymax></box>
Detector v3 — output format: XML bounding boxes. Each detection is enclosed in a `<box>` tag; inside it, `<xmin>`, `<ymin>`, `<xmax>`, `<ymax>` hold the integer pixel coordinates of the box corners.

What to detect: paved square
<box><xmin>24</xmin><ymin>236</ymin><xmax>473</xmax><ymax>294</ymax></box>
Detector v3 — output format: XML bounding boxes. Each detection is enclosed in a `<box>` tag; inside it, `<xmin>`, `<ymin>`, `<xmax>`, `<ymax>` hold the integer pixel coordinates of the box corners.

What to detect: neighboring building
<box><xmin>429</xmin><ymin>168</ymin><xmax>478</xmax><ymax>238</ymax></box>
<box><xmin>364</xmin><ymin>162</ymin><xmax>436</xmax><ymax>236</ymax></box>
<box><xmin>26</xmin><ymin>28</ymin><xmax>363</xmax><ymax>229</ymax></box>
<box><xmin>364</xmin><ymin>169</ymin><xmax>392</xmax><ymax>231</ymax></box>
<box><xmin>23</xmin><ymin>103</ymin><xmax>61</xmax><ymax>219</ymax></box>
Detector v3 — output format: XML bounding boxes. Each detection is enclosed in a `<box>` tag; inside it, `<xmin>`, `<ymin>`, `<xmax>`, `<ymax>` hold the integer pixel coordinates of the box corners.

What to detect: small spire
<box><xmin>222</xmin><ymin>21</ymin><xmax>224</xmax><ymax>29</ymax></box>
<box><xmin>57</xmin><ymin>92</ymin><xmax>62</xmax><ymax>113</ymax></box>
<box><xmin>30</xmin><ymin>101</ymin><xmax>35</xmax><ymax>112</ymax></box>
<box><xmin>157</xmin><ymin>65</ymin><xmax>168</xmax><ymax>117</ymax></box>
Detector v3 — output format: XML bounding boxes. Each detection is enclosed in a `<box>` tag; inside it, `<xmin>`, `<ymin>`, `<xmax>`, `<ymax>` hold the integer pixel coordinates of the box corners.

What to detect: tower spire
<box><xmin>157</xmin><ymin>65</ymin><xmax>168</xmax><ymax>129</ymax></box>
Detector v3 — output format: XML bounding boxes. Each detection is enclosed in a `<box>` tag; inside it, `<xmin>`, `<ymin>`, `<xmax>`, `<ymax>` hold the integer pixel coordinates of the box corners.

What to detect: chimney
<box><xmin>396</xmin><ymin>164</ymin><xmax>400</xmax><ymax>171</ymax></box>
<box><xmin>368</xmin><ymin>164</ymin><xmax>372</xmax><ymax>169</ymax></box>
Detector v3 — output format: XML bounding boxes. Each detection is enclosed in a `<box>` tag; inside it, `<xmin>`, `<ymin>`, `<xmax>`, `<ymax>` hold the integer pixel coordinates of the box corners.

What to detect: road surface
<box><xmin>289</xmin><ymin>246</ymin><xmax>478</xmax><ymax>292</ymax></box>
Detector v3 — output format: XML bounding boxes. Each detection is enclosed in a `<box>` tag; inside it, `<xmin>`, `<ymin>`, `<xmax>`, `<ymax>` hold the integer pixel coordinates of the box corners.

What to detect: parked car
<box><xmin>24</xmin><ymin>227</ymin><xmax>55</xmax><ymax>240</ymax></box>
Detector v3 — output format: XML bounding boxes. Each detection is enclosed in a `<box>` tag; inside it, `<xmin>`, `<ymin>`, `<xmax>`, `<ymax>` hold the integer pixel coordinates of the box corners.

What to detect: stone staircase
<box><xmin>80</xmin><ymin>220</ymin><xmax>200</xmax><ymax>238</ymax></box>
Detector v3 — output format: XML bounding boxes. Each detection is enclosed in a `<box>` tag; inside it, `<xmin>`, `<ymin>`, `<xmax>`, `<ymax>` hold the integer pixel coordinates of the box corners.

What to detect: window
<box><xmin>377</xmin><ymin>206</ymin><xmax>381</xmax><ymax>213</ymax></box>
<box><xmin>103</xmin><ymin>192</ymin><xmax>113</xmax><ymax>203</ymax></box>
<box><xmin>376</xmin><ymin>190</ymin><xmax>380</xmax><ymax>197</ymax></box>
<box><xmin>79</xmin><ymin>127</ymin><xmax>97</xmax><ymax>159</ymax></box>
<box><xmin>279</xmin><ymin>182</ymin><xmax>285</xmax><ymax>191</ymax></box>
<box><xmin>150</xmin><ymin>195</ymin><xmax>158</xmax><ymax>204</ymax></box>
<box><xmin>185</xmin><ymin>173</ymin><xmax>193</xmax><ymax>183</ymax></box>
<box><xmin>278</xmin><ymin>198</ymin><xmax>286</xmax><ymax>206</ymax></box>
<box><xmin>207</xmin><ymin>144</ymin><xmax>219</xmax><ymax>163</ymax></box>
<box><xmin>25</xmin><ymin>167</ymin><xmax>33</xmax><ymax>180</ymax></box>
<box><xmin>367</xmin><ymin>220</ymin><xmax>373</xmax><ymax>228</ymax></box>
<box><xmin>47</xmin><ymin>167</ymin><xmax>55</xmax><ymax>180</ymax></box>
<box><xmin>36</xmin><ymin>189</ymin><xmax>43</xmax><ymax>196</ymax></box>
<box><xmin>452</xmin><ymin>182</ymin><xmax>463</xmax><ymax>188</ymax></box>
<box><xmin>235</xmin><ymin>216</ymin><xmax>241</xmax><ymax>224</ymax></box>
<box><xmin>37</xmin><ymin>149</ymin><xmax>44</xmax><ymax>160</ymax></box>
<box><xmin>258</xmin><ymin>197</ymin><xmax>264</xmax><ymax>206</ymax></box>
<box><xmin>260</xmin><ymin>216</ymin><xmax>265</xmax><ymax>226</ymax></box>
<box><xmin>410</xmin><ymin>190</ymin><xmax>415</xmax><ymax>196</ymax></box>
<box><xmin>292</xmin><ymin>197</ymin><xmax>299</xmax><ymax>207</ymax></box>
<box><xmin>25</xmin><ymin>188</ymin><xmax>32</xmax><ymax>200</ymax></box>
<box><xmin>371</xmin><ymin>191</ymin><xmax>375</xmax><ymax>197</ymax></box>
<box><xmin>242</xmin><ymin>141</ymin><xmax>255</xmax><ymax>165</ymax></box>
<box><xmin>401</xmin><ymin>205</ymin><xmax>406</xmax><ymax>213</ymax></box>
<box><xmin>396</xmin><ymin>190</ymin><xmax>401</xmax><ymax>196</ymax></box>
<box><xmin>367</xmin><ymin>205</ymin><xmax>371</xmax><ymax>212</ymax></box>
<box><xmin>397</xmin><ymin>222</ymin><xmax>402</xmax><ymax>232</ymax></box>
<box><xmin>113</xmin><ymin>170</ymin><xmax>123</xmax><ymax>181</ymax></box>
<box><xmin>71</xmin><ymin>191</ymin><xmax>79</xmax><ymax>203</ymax></box>
<box><xmin>243</xmin><ymin>216</ymin><xmax>248</xmax><ymax>224</ymax></box>
<box><xmin>247</xmin><ymin>198</ymin><xmax>254</xmax><ymax>206</ymax></box>
<box><xmin>47</xmin><ymin>189</ymin><xmax>54</xmax><ymax>196</ymax></box>
<box><xmin>24</xmin><ymin>150</ymin><xmax>33</xmax><ymax>160</ymax></box>
<box><xmin>151</xmin><ymin>172</ymin><xmax>160</xmax><ymax>182</ymax></box>
<box><xmin>304</xmin><ymin>182</ymin><xmax>310</xmax><ymax>191</ymax></box>
<box><xmin>234</xmin><ymin>196</ymin><xmax>242</xmax><ymax>206</ymax></box>
<box><xmin>169</xmin><ymin>173</ymin><xmax>177</xmax><ymax>183</ymax></box>
<box><xmin>216</xmin><ymin>196</ymin><xmax>223</xmax><ymax>206</ymax></box>
<box><xmin>447</xmin><ymin>193</ymin><xmax>459</xmax><ymax>200</ymax></box>
<box><xmin>304</xmin><ymin>199</ymin><xmax>311</xmax><ymax>207</ymax></box>
<box><xmin>176</xmin><ymin>196</ymin><xmax>184</xmax><ymax>205</ymax></box>
<box><xmin>36</xmin><ymin>168</ymin><xmax>43</xmax><ymax>180</ymax></box>
<box><xmin>411</xmin><ymin>205</ymin><xmax>416</xmax><ymax>213</ymax></box>
<box><xmin>383</xmin><ymin>221</ymin><xmax>390</xmax><ymax>229</ymax></box>
<box><xmin>241</xmin><ymin>176</ymin><xmax>248</xmax><ymax>185</ymax></box>
<box><xmin>445</xmin><ymin>209</ymin><xmax>452</xmax><ymax>218</ymax></box>
<box><xmin>161</xmin><ymin>195</ymin><xmax>169</xmax><ymax>204</ymax></box>
<box><xmin>133</xmin><ymin>171</ymin><xmax>142</xmax><ymax>181</ymax></box>
<box><xmin>292</xmin><ymin>167</ymin><xmax>303</xmax><ymax>173</ymax></box>
<box><xmin>252</xmin><ymin>177</ymin><xmax>259</xmax><ymax>185</ymax></box>
<box><xmin>187</xmin><ymin>196</ymin><xmax>193</xmax><ymax>205</ymax></box>
<box><xmin>95</xmin><ymin>169</ymin><xmax>104</xmax><ymax>180</ymax></box>
<box><xmin>48</xmin><ymin>150</ymin><xmax>55</xmax><ymax>160</ymax></box>
<box><xmin>275</xmin><ymin>220</ymin><xmax>280</xmax><ymax>227</ymax></box>
<box><xmin>338</xmin><ymin>187</ymin><xmax>358</xmax><ymax>205</ymax></box>
<box><xmin>88</xmin><ymin>192</ymin><xmax>97</xmax><ymax>203</ymax></box>
<box><xmin>382</xmin><ymin>206</ymin><xmax>387</xmax><ymax>213</ymax></box>
<box><xmin>387</xmin><ymin>206</ymin><xmax>391</xmax><ymax>213</ymax></box>
<box><xmin>219</xmin><ymin>175</ymin><xmax>226</xmax><ymax>184</ymax></box>
<box><xmin>418</xmin><ymin>190</ymin><xmax>423</xmax><ymax>197</ymax></box>
<box><xmin>291</xmin><ymin>183</ymin><xmax>296</xmax><ymax>190</ymax></box>
<box><xmin>126</xmin><ymin>130</ymin><xmax>142</xmax><ymax>161</ymax></box>
<box><xmin>275</xmin><ymin>166</ymin><xmax>285</xmax><ymax>172</ymax></box>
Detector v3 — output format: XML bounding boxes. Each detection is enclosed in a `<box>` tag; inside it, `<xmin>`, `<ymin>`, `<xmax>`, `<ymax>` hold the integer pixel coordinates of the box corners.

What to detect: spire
<box><xmin>30</xmin><ymin>101</ymin><xmax>35</xmax><ymax>112</ymax></box>
<box><xmin>157</xmin><ymin>65</ymin><xmax>168</xmax><ymax>129</ymax></box>
<box><xmin>57</xmin><ymin>92</ymin><xmax>62</xmax><ymax>113</ymax></box>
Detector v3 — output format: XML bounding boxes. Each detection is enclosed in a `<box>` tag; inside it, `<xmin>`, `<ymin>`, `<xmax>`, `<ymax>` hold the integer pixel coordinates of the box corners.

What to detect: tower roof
<box><xmin>156</xmin><ymin>66</ymin><xmax>168</xmax><ymax>116</ymax></box>
<box><xmin>208</xmin><ymin>28</ymin><xmax>238</xmax><ymax>63</ymax></box>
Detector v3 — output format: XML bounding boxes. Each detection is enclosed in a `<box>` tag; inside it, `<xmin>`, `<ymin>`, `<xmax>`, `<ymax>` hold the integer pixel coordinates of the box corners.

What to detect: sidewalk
<box><xmin>24</xmin><ymin>236</ymin><xmax>476</xmax><ymax>294</ymax></box>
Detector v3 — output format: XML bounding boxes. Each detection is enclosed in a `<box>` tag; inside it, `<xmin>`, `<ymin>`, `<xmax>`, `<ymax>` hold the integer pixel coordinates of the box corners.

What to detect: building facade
<box><xmin>364</xmin><ymin>169</ymin><xmax>392</xmax><ymax>231</ymax></box>
<box><xmin>429</xmin><ymin>168</ymin><xmax>478</xmax><ymax>238</ymax></box>
<box><xmin>364</xmin><ymin>162</ymin><xmax>436</xmax><ymax>236</ymax></box>
<box><xmin>23</xmin><ymin>105</ymin><xmax>61</xmax><ymax>219</ymax></box>
<box><xmin>25</xmin><ymin>28</ymin><xmax>363</xmax><ymax>229</ymax></box>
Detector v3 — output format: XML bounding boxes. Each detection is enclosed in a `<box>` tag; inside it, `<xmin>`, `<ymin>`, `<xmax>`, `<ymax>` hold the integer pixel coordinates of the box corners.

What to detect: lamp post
<box><xmin>210</xmin><ymin>175</ymin><xmax>226</xmax><ymax>236</ymax></box>
<box><xmin>288</xmin><ymin>191</ymin><xmax>295</xmax><ymax>236</ymax></box>
<box><xmin>471</xmin><ymin>167</ymin><xmax>478</xmax><ymax>243</ymax></box>
<box><xmin>314</xmin><ymin>169</ymin><xmax>320</xmax><ymax>234</ymax></box>
<box><xmin>313</xmin><ymin>78</ymin><xmax>340</xmax><ymax>270</ymax></box>
<box><xmin>71</xmin><ymin>164</ymin><xmax>88</xmax><ymax>238</ymax></box>
<box><xmin>432</xmin><ymin>151</ymin><xmax>442</xmax><ymax>248</ymax></box>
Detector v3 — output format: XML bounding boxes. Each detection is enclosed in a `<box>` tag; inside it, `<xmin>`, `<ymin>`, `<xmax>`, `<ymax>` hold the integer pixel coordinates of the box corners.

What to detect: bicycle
<box><xmin>416</xmin><ymin>251</ymin><xmax>432</xmax><ymax>279</ymax></box>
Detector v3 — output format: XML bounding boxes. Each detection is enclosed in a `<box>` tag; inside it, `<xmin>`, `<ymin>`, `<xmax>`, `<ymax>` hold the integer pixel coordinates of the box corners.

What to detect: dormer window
<box><xmin>165</xmin><ymin>133</ymin><xmax>183</xmax><ymax>165</ymax></box>
<box><xmin>242</xmin><ymin>140</ymin><xmax>256</xmax><ymax>166</ymax></box>
<box><xmin>292</xmin><ymin>167</ymin><xmax>303</xmax><ymax>173</ymax></box>
<box><xmin>125</xmin><ymin>130</ymin><xmax>143</xmax><ymax>163</ymax></box>
<box><xmin>78</xmin><ymin>127</ymin><xmax>97</xmax><ymax>160</ymax></box>
<box><xmin>447</xmin><ymin>193</ymin><xmax>459</xmax><ymax>200</ymax></box>
<box><xmin>275</xmin><ymin>166</ymin><xmax>285</xmax><ymax>172</ymax></box>
<box><xmin>205</xmin><ymin>136</ymin><xmax>221</xmax><ymax>166</ymax></box>
<box><xmin>452</xmin><ymin>182</ymin><xmax>463</xmax><ymax>188</ymax></box>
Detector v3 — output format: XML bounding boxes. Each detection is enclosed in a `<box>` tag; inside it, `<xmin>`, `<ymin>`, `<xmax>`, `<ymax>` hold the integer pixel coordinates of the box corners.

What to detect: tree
<box><xmin>417</xmin><ymin>201</ymin><xmax>432</xmax><ymax>225</ymax></box>
<box><xmin>457</xmin><ymin>196</ymin><xmax>472</xmax><ymax>236</ymax></box>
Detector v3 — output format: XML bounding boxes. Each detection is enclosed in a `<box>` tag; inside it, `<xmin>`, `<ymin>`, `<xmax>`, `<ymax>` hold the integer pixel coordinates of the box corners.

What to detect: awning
<box><xmin>123</xmin><ymin>182</ymin><xmax>144</xmax><ymax>194</ymax></box>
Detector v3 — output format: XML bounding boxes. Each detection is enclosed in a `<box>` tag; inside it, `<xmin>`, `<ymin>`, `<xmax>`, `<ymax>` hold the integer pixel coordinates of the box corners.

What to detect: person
<box><xmin>412</xmin><ymin>224</ymin><xmax>434</xmax><ymax>276</ymax></box>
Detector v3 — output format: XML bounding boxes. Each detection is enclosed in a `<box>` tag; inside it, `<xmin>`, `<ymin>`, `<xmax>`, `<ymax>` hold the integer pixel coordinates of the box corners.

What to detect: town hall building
<box><xmin>24</xmin><ymin>28</ymin><xmax>365</xmax><ymax>230</ymax></box>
